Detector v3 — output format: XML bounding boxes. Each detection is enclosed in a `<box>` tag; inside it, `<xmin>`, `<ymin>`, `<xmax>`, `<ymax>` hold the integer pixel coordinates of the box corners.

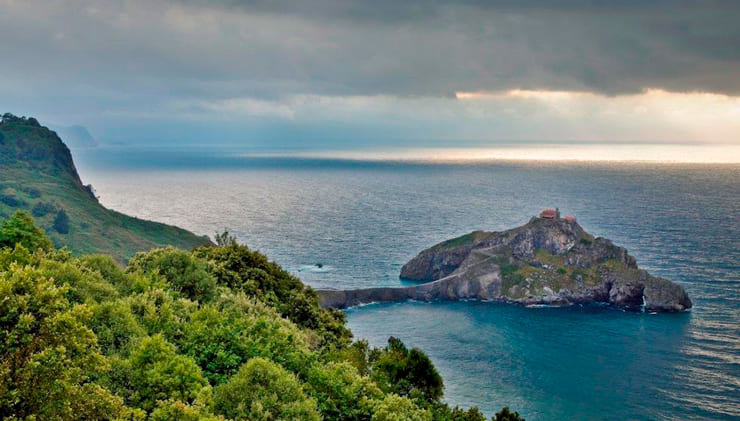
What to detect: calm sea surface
<box><xmin>76</xmin><ymin>148</ymin><xmax>740</xmax><ymax>420</ymax></box>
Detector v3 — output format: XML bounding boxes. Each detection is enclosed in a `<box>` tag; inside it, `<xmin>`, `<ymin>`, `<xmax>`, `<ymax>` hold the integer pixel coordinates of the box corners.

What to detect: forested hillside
<box><xmin>0</xmin><ymin>212</ymin><xmax>522</xmax><ymax>420</ymax></box>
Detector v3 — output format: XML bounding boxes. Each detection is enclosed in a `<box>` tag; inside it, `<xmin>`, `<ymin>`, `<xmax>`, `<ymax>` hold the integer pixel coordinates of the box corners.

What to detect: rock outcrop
<box><xmin>317</xmin><ymin>216</ymin><xmax>692</xmax><ymax>312</ymax></box>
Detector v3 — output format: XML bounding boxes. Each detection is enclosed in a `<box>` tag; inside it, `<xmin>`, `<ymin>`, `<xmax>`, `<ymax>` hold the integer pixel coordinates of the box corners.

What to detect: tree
<box><xmin>0</xmin><ymin>264</ymin><xmax>126</xmax><ymax>420</ymax></box>
<box><xmin>128</xmin><ymin>247</ymin><xmax>217</xmax><ymax>302</ymax></box>
<box><xmin>53</xmin><ymin>208</ymin><xmax>70</xmax><ymax>234</ymax></box>
<box><xmin>178</xmin><ymin>296</ymin><xmax>311</xmax><ymax>385</ymax></box>
<box><xmin>306</xmin><ymin>361</ymin><xmax>382</xmax><ymax>420</ymax></box>
<box><xmin>371</xmin><ymin>337</ymin><xmax>444</xmax><ymax>403</ymax></box>
<box><xmin>0</xmin><ymin>210</ymin><xmax>53</xmax><ymax>251</ymax></box>
<box><xmin>150</xmin><ymin>399</ymin><xmax>223</xmax><ymax>421</ymax></box>
<box><xmin>494</xmin><ymin>407</ymin><xmax>525</xmax><ymax>421</ymax></box>
<box><xmin>371</xmin><ymin>394</ymin><xmax>431</xmax><ymax>421</ymax></box>
<box><xmin>122</xmin><ymin>335</ymin><xmax>209</xmax><ymax>412</ymax></box>
<box><xmin>213</xmin><ymin>357</ymin><xmax>320</xmax><ymax>421</ymax></box>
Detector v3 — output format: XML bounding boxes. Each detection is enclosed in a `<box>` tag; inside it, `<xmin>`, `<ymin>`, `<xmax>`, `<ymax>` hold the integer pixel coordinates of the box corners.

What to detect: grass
<box><xmin>0</xmin><ymin>115</ymin><xmax>211</xmax><ymax>262</ymax></box>
<box><xmin>498</xmin><ymin>248</ymin><xmax>633</xmax><ymax>298</ymax></box>
<box><xmin>438</xmin><ymin>230</ymin><xmax>489</xmax><ymax>249</ymax></box>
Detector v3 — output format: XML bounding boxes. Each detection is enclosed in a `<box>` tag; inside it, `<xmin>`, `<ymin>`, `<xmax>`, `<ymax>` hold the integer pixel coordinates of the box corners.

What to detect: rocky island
<box><xmin>317</xmin><ymin>210</ymin><xmax>692</xmax><ymax>312</ymax></box>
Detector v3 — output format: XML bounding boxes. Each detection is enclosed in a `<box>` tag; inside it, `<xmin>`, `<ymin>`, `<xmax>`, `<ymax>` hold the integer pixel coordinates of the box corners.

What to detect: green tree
<box><xmin>372</xmin><ymin>337</ymin><xmax>444</xmax><ymax>402</ymax></box>
<box><xmin>178</xmin><ymin>294</ymin><xmax>311</xmax><ymax>385</ymax></box>
<box><xmin>0</xmin><ymin>264</ymin><xmax>126</xmax><ymax>419</ymax></box>
<box><xmin>0</xmin><ymin>210</ymin><xmax>53</xmax><ymax>251</ymax></box>
<box><xmin>128</xmin><ymin>247</ymin><xmax>217</xmax><ymax>302</ymax></box>
<box><xmin>121</xmin><ymin>334</ymin><xmax>209</xmax><ymax>412</ymax></box>
<box><xmin>194</xmin><ymin>240</ymin><xmax>352</xmax><ymax>349</ymax></box>
<box><xmin>371</xmin><ymin>394</ymin><xmax>431</xmax><ymax>421</ymax></box>
<box><xmin>306</xmin><ymin>361</ymin><xmax>382</xmax><ymax>420</ymax></box>
<box><xmin>449</xmin><ymin>406</ymin><xmax>487</xmax><ymax>421</ymax></box>
<box><xmin>150</xmin><ymin>399</ymin><xmax>223</xmax><ymax>421</ymax></box>
<box><xmin>213</xmin><ymin>357</ymin><xmax>320</xmax><ymax>421</ymax></box>
<box><xmin>494</xmin><ymin>407</ymin><xmax>525</xmax><ymax>421</ymax></box>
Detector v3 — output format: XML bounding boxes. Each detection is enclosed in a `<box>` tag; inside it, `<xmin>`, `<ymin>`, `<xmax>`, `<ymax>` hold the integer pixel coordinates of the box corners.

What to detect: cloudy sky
<box><xmin>1</xmin><ymin>0</ymin><xmax>739</xmax><ymax>151</ymax></box>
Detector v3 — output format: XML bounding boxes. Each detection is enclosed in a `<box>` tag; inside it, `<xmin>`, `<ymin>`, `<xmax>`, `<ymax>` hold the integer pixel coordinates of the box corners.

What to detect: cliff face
<box><xmin>318</xmin><ymin>217</ymin><xmax>692</xmax><ymax>312</ymax></box>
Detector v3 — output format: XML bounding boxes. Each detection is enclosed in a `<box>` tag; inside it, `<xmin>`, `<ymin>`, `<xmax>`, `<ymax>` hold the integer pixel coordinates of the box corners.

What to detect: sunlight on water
<box><xmin>248</xmin><ymin>144</ymin><xmax>740</xmax><ymax>163</ymax></box>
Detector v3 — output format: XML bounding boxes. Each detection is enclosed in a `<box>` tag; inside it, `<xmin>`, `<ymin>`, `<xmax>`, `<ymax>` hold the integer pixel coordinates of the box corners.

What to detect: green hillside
<box><xmin>0</xmin><ymin>113</ymin><xmax>211</xmax><ymax>261</ymax></box>
<box><xmin>0</xmin><ymin>213</ymin><xmax>522</xmax><ymax>420</ymax></box>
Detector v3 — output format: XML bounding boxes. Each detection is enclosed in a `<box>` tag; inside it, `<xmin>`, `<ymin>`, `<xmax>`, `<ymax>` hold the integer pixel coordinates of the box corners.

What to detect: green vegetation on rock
<box><xmin>0</xmin><ymin>214</ymin><xmax>522</xmax><ymax>420</ymax></box>
<box><xmin>0</xmin><ymin>113</ymin><xmax>210</xmax><ymax>262</ymax></box>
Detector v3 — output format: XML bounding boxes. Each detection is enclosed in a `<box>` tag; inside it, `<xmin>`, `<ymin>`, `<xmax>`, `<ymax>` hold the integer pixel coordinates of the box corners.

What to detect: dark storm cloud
<box><xmin>1</xmin><ymin>0</ymin><xmax>738</xmax><ymax>100</ymax></box>
<box><xmin>0</xmin><ymin>0</ymin><xmax>738</xmax><ymax>143</ymax></box>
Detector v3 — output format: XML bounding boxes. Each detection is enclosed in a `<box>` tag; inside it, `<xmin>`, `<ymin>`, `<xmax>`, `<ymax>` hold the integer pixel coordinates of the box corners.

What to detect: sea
<box><xmin>75</xmin><ymin>147</ymin><xmax>740</xmax><ymax>420</ymax></box>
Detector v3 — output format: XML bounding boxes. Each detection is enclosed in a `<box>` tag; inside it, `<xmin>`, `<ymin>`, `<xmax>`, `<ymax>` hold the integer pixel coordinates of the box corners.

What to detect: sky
<box><xmin>1</xmin><ymin>0</ymin><xmax>739</xmax><ymax>156</ymax></box>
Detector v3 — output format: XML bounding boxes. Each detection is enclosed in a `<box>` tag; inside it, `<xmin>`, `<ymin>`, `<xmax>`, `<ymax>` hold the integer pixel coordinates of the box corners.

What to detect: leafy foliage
<box><xmin>370</xmin><ymin>337</ymin><xmax>444</xmax><ymax>402</ymax></box>
<box><xmin>213</xmin><ymin>357</ymin><xmax>320</xmax><ymax>421</ymax></box>
<box><xmin>128</xmin><ymin>247</ymin><xmax>217</xmax><ymax>302</ymax></box>
<box><xmin>0</xmin><ymin>211</ymin><xmax>53</xmax><ymax>251</ymax></box>
<box><xmin>53</xmin><ymin>208</ymin><xmax>70</xmax><ymax>233</ymax></box>
<box><xmin>494</xmin><ymin>407</ymin><xmax>525</xmax><ymax>421</ymax></box>
<box><xmin>0</xmin><ymin>215</ymin><xmax>523</xmax><ymax>420</ymax></box>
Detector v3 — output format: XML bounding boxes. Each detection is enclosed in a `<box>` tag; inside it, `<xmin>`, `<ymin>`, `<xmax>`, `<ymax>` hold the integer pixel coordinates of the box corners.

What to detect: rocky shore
<box><xmin>317</xmin><ymin>214</ymin><xmax>692</xmax><ymax>312</ymax></box>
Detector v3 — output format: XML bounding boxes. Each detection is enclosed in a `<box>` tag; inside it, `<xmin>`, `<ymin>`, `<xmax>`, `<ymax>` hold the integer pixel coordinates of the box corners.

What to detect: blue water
<box><xmin>76</xmin><ymin>149</ymin><xmax>740</xmax><ymax>420</ymax></box>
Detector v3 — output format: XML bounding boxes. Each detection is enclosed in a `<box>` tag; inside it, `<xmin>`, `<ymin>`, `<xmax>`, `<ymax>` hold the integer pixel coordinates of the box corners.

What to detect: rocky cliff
<box><xmin>317</xmin><ymin>217</ymin><xmax>692</xmax><ymax>312</ymax></box>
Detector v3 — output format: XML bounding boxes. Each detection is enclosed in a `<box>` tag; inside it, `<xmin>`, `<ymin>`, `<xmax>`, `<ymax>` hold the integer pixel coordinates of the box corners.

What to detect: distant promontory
<box><xmin>318</xmin><ymin>210</ymin><xmax>692</xmax><ymax>313</ymax></box>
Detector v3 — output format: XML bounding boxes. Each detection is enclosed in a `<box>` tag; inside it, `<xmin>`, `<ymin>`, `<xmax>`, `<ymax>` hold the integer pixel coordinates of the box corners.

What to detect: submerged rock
<box><xmin>317</xmin><ymin>216</ymin><xmax>692</xmax><ymax>313</ymax></box>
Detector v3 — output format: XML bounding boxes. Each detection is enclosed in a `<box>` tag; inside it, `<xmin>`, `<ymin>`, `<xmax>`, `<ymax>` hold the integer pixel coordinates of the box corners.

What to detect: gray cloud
<box><xmin>0</xmin><ymin>0</ymin><xmax>738</xmax><ymax>145</ymax></box>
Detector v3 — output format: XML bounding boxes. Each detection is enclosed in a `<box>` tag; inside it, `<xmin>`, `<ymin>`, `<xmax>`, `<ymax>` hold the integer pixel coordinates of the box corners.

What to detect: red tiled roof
<box><xmin>540</xmin><ymin>209</ymin><xmax>556</xmax><ymax>218</ymax></box>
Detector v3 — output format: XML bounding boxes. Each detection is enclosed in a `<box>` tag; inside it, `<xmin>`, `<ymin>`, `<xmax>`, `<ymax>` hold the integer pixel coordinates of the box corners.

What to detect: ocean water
<box><xmin>76</xmin><ymin>149</ymin><xmax>740</xmax><ymax>420</ymax></box>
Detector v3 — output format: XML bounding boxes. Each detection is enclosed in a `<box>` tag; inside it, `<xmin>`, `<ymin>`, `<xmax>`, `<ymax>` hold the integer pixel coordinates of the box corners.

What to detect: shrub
<box><xmin>178</xmin><ymin>295</ymin><xmax>311</xmax><ymax>384</ymax></box>
<box><xmin>0</xmin><ymin>193</ymin><xmax>25</xmax><ymax>208</ymax></box>
<box><xmin>128</xmin><ymin>247</ymin><xmax>217</xmax><ymax>302</ymax></box>
<box><xmin>53</xmin><ymin>208</ymin><xmax>70</xmax><ymax>233</ymax></box>
<box><xmin>0</xmin><ymin>264</ymin><xmax>127</xmax><ymax>420</ymax></box>
<box><xmin>121</xmin><ymin>335</ymin><xmax>210</xmax><ymax>412</ymax></box>
<box><xmin>32</xmin><ymin>201</ymin><xmax>56</xmax><ymax>217</ymax></box>
<box><xmin>150</xmin><ymin>399</ymin><xmax>222</xmax><ymax>421</ymax></box>
<box><xmin>494</xmin><ymin>407</ymin><xmax>526</xmax><ymax>421</ymax></box>
<box><xmin>371</xmin><ymin>337</ymin><xmax>444</xmax><ymax>403</ymax></box>
<box><xmin>306</xmin><ymin>361</ymin><xmax>382</xmax><ymax>420</ymax></box>
<box><xmin>0</xmin><ymin>210</ymin><xmax>53</xmax><ymax>251</ymax></box>
<box><xmin>23</xmin><ymin>186</ymin><xmax>42</xmax><ymax>198</ymax></box>
<box><xmin>213</xmin><ymin>357</ymin><xmax>320</xmax><ymax>421</ymax></box>
<box><xmin>371</xmin><ymin>394</ymin><xmax>431</xmax><ymax>421</ymax></box>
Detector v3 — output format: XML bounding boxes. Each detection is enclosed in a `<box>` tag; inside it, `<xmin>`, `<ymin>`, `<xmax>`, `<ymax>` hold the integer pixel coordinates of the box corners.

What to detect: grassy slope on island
<box><xmin>0</xmin><ymin>212</ymin><xmax>523</xmax><ymax>421</ymax></box>
<box><xmin>0</xmin><ymin>113</ymin><xmax>210</xmax><ymax>261</ymax></box>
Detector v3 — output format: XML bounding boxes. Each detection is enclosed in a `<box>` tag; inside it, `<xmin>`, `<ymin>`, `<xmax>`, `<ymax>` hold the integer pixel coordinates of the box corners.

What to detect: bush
<box><xmin>371</xmin><ymin>337</ymin><xmax>444</xmax><ymax>402</ymax></box>
<box><xmin>32</xmin><ymin>201</ymin><xmax>56</xmax><ymax>217</ymax></box>
<box><xmin>0</xmin><ymin>264</ymin><xmax>127</xmax><ymax>419</ymax></box>
<box><xmin>371</xmin><ymin>394</ymin><xmax>431</xmax><ymax>421</ymax></box>
<box><xmin>178</xmin><ymin>295</ymin><xmax>311</xmax><ymax>384</ymax></box>
<box><xmin>128</xmin><ymin>247</ymin><xmax>217</xmax><ymax>302</ymax></box>
<box><xmin>150</xmin><ymin>399</ymin><xmax>222</xmax><ymax>421</ymax></box>
<box><xmin>53</xmin><ymin>208</ymin><xmax>70</xmax><ymax>233</ymax></box>
<box><xmin>306</xmin><ymin>361</ymin><xmax>382</xmax><ymax>420</ymax></box>
<box><xmin>0</xmin><ymin>194</ymin><xmax>25</xmax><ymax>208</ymax></box>
<box><xmin>494</xmin><ymin>407</ymin><xmax>525</xmax><ymax>421</ymax></box>
<box><xmin>0</xmin><ymin>210</ymin><xmax>53</xmax><ymax>251</ymax></box>
<box><xmin>195</xmin><ymin>238</ymin><xmax>352</xmax><ymax>348</ymax></box>
<box><xmin>121</xmin><ymin>335</ymin><xmax>210</xmax><ymax>412</ymax></box>
<box><xmin>23</xmin><ymin>186</ymin><xmax>42</xmax><ymax>198</ymax></box>
<box><xmin>213</xmin><ymin>357</ymin><xmax>320</xmax><ymax>421</ymax></box>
